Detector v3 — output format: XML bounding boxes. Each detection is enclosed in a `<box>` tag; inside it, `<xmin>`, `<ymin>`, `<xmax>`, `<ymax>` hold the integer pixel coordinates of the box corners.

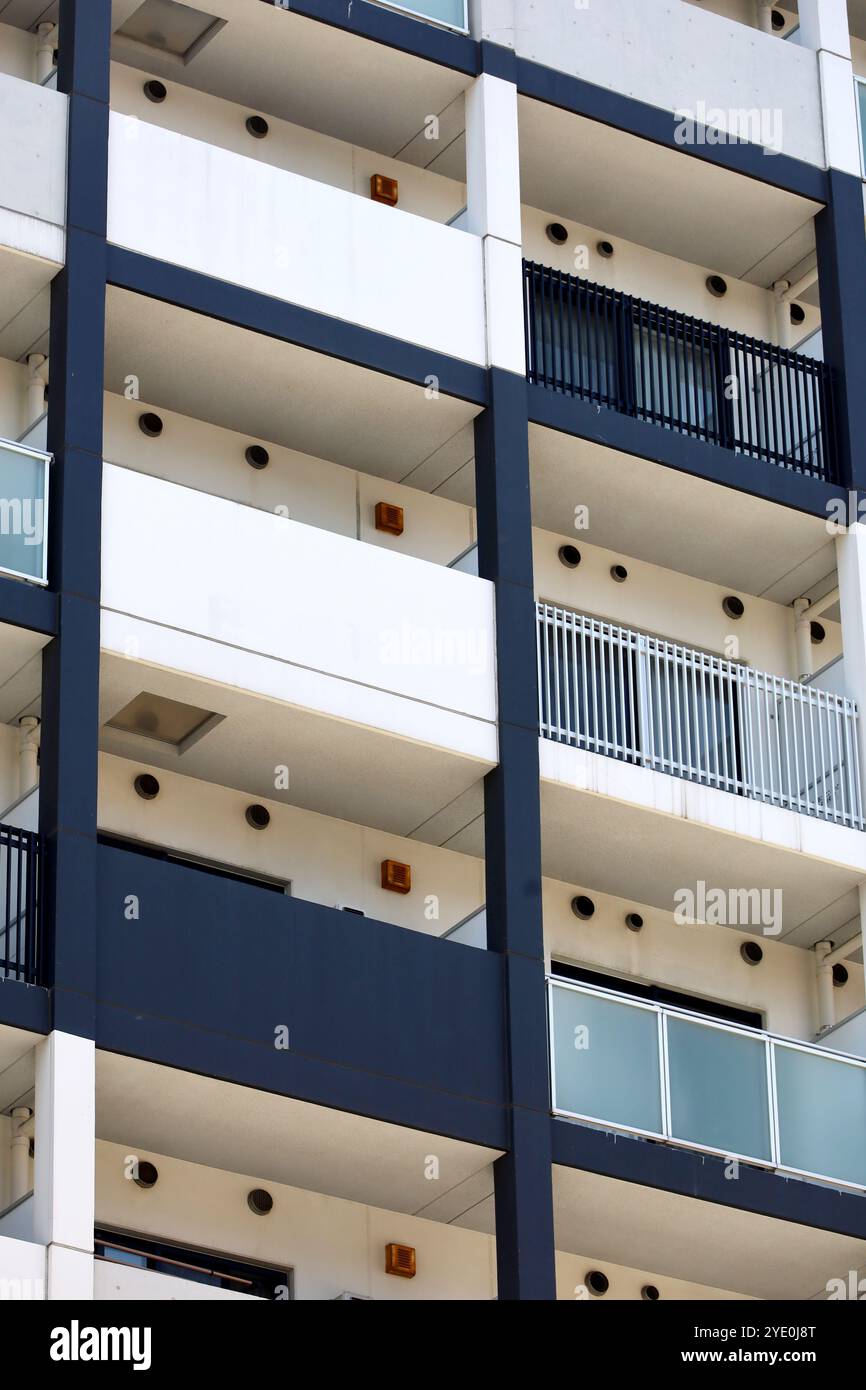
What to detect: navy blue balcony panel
<box><xmin>0</xmin><ymin>824</ymin><xmax>43</xmax><ymax>986</ymax></box>
<box><xmin>94</xmin><ymin>843</ymin><xmax>507</xmax><ymax>1146</ymax></box>
<box><xmin>523</xmin><ymin>262</ymin><xmax>838</xmax><ymax>485</ymax></box>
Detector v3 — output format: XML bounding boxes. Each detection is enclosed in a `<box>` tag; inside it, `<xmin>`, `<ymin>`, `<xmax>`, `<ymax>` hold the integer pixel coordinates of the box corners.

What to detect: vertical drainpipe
<box><xmin>26</xmin><ymin>354</ymin><xmax>47</xmax><ymax>428</ymax></box>
<box><xmin>756</xmin><ymin>2</ymin><xmax>775</xmax><ymax>34</ymax></box>
<box><xmin>10</xmin><ymin>1108</ymin><xmax>32</xmax><ymax>1204</ymax></box>
<box><xmin>793</xmin><ymin>598</ymin><xmax>813</xmax><ymax>681</ymax></box>
<box><xmin>815</xmin><ymin>940</ymin><xmax>835</xmax><ymax>1033</ymax></box>
<box><xmin>36</xmin><ymin>23</ymin><xmax>57</xmax><ymax>84</ymax></box>
<box><xmin>773</xmin><ymin>280</ymin><xmax>791</xmax><ymax>348</ymax></box>
<box><xmin>19</xmin><ymin>716</ymin><xmax>41</xmax><ymax>797</ymax></box>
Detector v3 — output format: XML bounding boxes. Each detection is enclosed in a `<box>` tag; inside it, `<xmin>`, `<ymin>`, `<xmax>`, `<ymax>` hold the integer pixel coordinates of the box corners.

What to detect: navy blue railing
<box><xmin>523</xmin><ymin>261</ymin><xmax>838</xmax><ymax>484</ymax></box>
<box><xmin>0</xmin><ymin>824</ymin><xmax>42</xmax><ymax>984</ymax></box>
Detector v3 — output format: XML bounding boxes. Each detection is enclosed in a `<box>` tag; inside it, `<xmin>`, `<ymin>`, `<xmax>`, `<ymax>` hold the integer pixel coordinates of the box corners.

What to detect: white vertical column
<box><xmin>798</xmin><ymin>0</ymin><xmax>860</xmax><ymax>175</ymax></box>
<box><xmin>465</xmin><ymin>73</ymin><xmax>525</xmax><ymax>375</ymax></box>
<box><xmin>33</xmin><ymin>1032</ymin><xmax>95</xmax><ymax>1300</ymax></box>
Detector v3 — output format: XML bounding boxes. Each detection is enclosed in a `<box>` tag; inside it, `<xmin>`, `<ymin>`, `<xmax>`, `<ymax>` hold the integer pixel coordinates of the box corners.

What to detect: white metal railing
<box><xmin>0</xmin><ymin>435</ymin><xmax>50</xmax><ymax>586</ymax></box>
<box><xmin>537</xmin><ymin>604</ymin><xmax>864</xmax><ymax>831</ymax></box>
<box><xmin>549</xmin><ymin>976</ymin><xmax>866</xmax><ymax>1191</ymax></box>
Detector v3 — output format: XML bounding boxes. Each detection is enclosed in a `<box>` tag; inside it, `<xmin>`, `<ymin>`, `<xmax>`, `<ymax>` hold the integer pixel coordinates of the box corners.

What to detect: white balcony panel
<box><xmin>94</xmin><ymin>1261</ymin><xmax>260</xmax><ymax>1301</ymax></box>
<box><xmin>100</xmin><ymin>465</ymin><xmax>497</xmax><ymax>758</ymax></box>
<box><xmin>0</xmin><ymin>1234</ymin><xmax>45</xmax><ymax>1296</ymax></box>
<box><xmin>483</xmin><ymin>0</ymin><xmax>824</xmax><ymax>166</ymax></box>
<box><xmin>106</xmin><ymin>115</ymin><xmax>486</xmax><ymax>365</ymax></box>
<box><xmin>541</xmin><ymin>737</ymin><xmax>866</xmax><ymax>875</ymax></box>
<box><xmin>0</xmin><ymin>72</ymin><xmax>66</xmax><ymax>260</ymax></box>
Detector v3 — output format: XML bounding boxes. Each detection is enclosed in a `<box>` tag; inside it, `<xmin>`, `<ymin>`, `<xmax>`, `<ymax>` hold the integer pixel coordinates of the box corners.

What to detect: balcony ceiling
<box><xmin>548</xmin><ymin>1165</ymin><xmax>866</xmax><ymax>1301</ymax></box>
<box><xmin>0</xmin><ymin>1</ymin><xmax>58</xmax><ymax>26</ymax></box>
<box><xmin>518</xmin><ymin>98</ymin><xmax>821</xmax><ymax>289</ymax></box>
<box><xmin>539</xmin><ymin>755</ymin><xmax>865</xmax><ymax>953</ymax></box>
<box><xmin>0</xmin><ymin>622</ymin><xmax>46</xmax><ymax>728</ymax></box>
<box><xmin>529</xmin><ymin>424</ymin><xmax>837</xmax><ymax>606</ymax></box>
<box><xmin>0</xmin><ymin>248</ymin><xmax>53</xmax><ymax>363</ymax></box>
<box><xmin>105</xmin><ymin>289</ymin><xmax>480</xmax><ymax>494</ymax></box>
<box><xmin>99</xmin><ymin>652</ymin><xmax>491</xmax><ymax>843</ymax></box>
<box><xmin>445</xmin><ymin>1160</ymin><xmax>865</xmax><ymax>1299</ymax></box>
<box><xmin>0</xmin><ymin>1024</ymin><xmax>39</xmax><ymax>1114</ymax></box>
<box><xmin>108</xmin><ymin>0</ymin><xmax>470</xmax><ymax>169</ymax></box>
<box><xmin>96</xmin><ymin>1052</ymin><xmax>501</xmax><ymax>1216</ymax></box>
<box><xmin>849</xmin><ymin>0</ymin><xmax>866</xmax><ymax>41</ymax></box>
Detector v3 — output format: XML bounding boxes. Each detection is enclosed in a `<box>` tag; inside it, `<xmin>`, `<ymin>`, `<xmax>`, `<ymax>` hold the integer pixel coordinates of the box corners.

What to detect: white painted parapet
<box><xmin>0</xmin><ymin>71</ymin><xmax>67</xmax><ymax>263</ymax></box>
<box><xmin>100</xmin><ymin>464</ymin><xmax>497</xmax><ymax>755</ymax></box>
<box><xmin>107</xmin><ymin>114</ymin><xmax>486</xmax><ymax>365</ymax></box>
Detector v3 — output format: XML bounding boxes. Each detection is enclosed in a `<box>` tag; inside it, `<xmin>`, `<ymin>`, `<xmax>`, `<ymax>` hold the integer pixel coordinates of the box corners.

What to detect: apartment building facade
<box><xmin>0</xmin><ymin>0</ymin><xmax>865</xmax><ymax>1305</ymax></box>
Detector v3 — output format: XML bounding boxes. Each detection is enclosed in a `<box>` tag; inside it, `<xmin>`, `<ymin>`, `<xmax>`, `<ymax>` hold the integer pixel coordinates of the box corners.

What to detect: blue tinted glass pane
<box><xmin>387</xmin><ymin>1</ymin><xmax>466</xmax><ymax>28</ymax></box>
<box><xmin>667</xmin><ymin>1016</ymin><xmax>771</xmax><ymax>1161</ymax></box>
<box><xmin>0</xmin><ymin>443</ymin><xmax>47</xmax><ymax>582</ymax></box>
<box><xmin>775</xmin><ymin>1045</ymin><xmax>866</xmax><ymax>1187</ymax></box>
<box><xmin>550</xmin><ymin>986</ymin><xmax>662</xmax><ymax>1134</ymax></box>
<box><xmin>858</xmin><ymin>83</ymin><xmax>866</xmax><ymax>174</ymax></box>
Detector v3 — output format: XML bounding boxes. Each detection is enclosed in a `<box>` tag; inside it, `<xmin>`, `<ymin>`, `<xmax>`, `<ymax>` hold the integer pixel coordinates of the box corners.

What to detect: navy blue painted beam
<box><xmin>0</xmin><ymin>979</ymin><xmax>50</xmax><ymax>1035</ymax></box>
<box><xmin>552</xmin><ymin>1118</ymin><xmax>866</xmax><ymax>1242</ymax></box>
<box><xmin>94</xmin><ymin>844</ymin><xmax>508</xmax><ymax>1149</ymax></box>
<box><xmin>106</xmin><ymin>248</ymin><xmax>488</xmax><ymax>408</ymax></box>
<box><xmin>528</xmin><ymin>384</ymin><xmax>848</xmax><ymax>522</ymax></box>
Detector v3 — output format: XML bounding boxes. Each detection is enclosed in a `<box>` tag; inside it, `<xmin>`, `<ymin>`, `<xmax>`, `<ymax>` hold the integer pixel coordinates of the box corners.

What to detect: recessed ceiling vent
<box><xmin>115</xmin><ymin>0</ymin><xmax>226</xmax><ymax>66</ymax></box>
<box><xmin>107</xmin><ymin>692</ymin><xmax>223</xmax><ymax>753</ymax></box>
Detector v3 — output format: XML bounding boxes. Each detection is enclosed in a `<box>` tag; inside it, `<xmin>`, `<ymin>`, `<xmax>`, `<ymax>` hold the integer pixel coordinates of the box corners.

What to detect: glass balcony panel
<box><xmin>370</xmin><ymin>1</ymin><xmax>467</xmax><ymax>31</ymax></box>
<box><xmin>773</xmin><ymin>1043</ymin><xmax>866</xmax><ymax>1189</ymax></box>
<box><xmin>666</xmin><ymin>1014</ymin><xmax>772</xmax><ymax>1162</ymax></box>
<box><xmin>550</xmin><ymin>984</ymin><xmax>663</xmax><ymax>1135</ymax></box>
<box><xmin>857</xmin><ymin>79</ymin><xmax>866</xmax><ymax>178</ymax></box>
<box><xmin>0</xmin><ymin>440</ymin><xmax>49</xmax><ymax>584</ymax></box>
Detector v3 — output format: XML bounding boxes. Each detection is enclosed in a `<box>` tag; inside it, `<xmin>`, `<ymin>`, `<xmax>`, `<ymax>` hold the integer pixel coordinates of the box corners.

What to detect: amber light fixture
<box><xmin>385</xmin><ymin>1243</ymin><xmax>416</xmax><ymax>1278</ymax></box>
<box><xmin>375</xmin><ymin>502</ymin><xmax>404</xmax><ymax>536</ymax></box>
<box><xmin>371</xmin><ymin>173</ymin><xmax>399</xmax><ymax>206</ymax></box>
<box><xmin>381</xmin><ymin>860</ymin><xmax>411</xmax><ymax>894</ymax></box>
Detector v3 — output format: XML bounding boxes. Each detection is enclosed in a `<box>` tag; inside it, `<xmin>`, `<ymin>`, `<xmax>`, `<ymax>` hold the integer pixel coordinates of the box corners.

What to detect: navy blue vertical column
<box><xmin>475</xmin><ymin>368</ymin><xmax>557</xmax><ymax>1300</ymax></box>
<box><xmin>41</xmin><ymin>0</ymin><xmax>111</xmax><ymax>1034</ymax></box>
<box><xmin>815</xmin><ymin>169</ymin><xmax>866</xmax><ymax>492</ymax></box>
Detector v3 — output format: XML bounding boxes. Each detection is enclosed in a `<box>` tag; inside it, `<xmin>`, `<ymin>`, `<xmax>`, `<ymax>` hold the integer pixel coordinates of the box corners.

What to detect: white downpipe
<box><xmin>773</xmin><ymin>280</ymin><xmax>791</xmax><ymax>348</ymax></box>
<box><xmin>26</xmin><ymin>354</ymin><xmax>47</xmax><ymax>427</ymax></box>
<box><xmin>793</xmin><ymin>597</ymin><xmax>813</xmax><ymax>682</ymax></box>
<box><xmin>19</xmin><ymin>716</ymin><xmax>40</xmax><ymax>797</ymax></box>
<box><xmin>10</xmin><ymin>1107</ymin><xmax>31</xmax><ymax>1204</ymax></box>
<box><xmin>781</xmin><ymin>267</ymin><xmax>819</xmax><ymax>304</ymax></box>
<box><xmin>35</xmin><ymin>24</ymin><xmax>56</xmax><ymax>84</ymax></box>
<box><xmin>756</xmin><ymin>2</ymin><xmax>775</xmax><ymax>35</ymax></box>
<box><xmin>815</xmin><ymin>940</ymin><xmax>836</xmax><ymax>1033</ymax></box>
